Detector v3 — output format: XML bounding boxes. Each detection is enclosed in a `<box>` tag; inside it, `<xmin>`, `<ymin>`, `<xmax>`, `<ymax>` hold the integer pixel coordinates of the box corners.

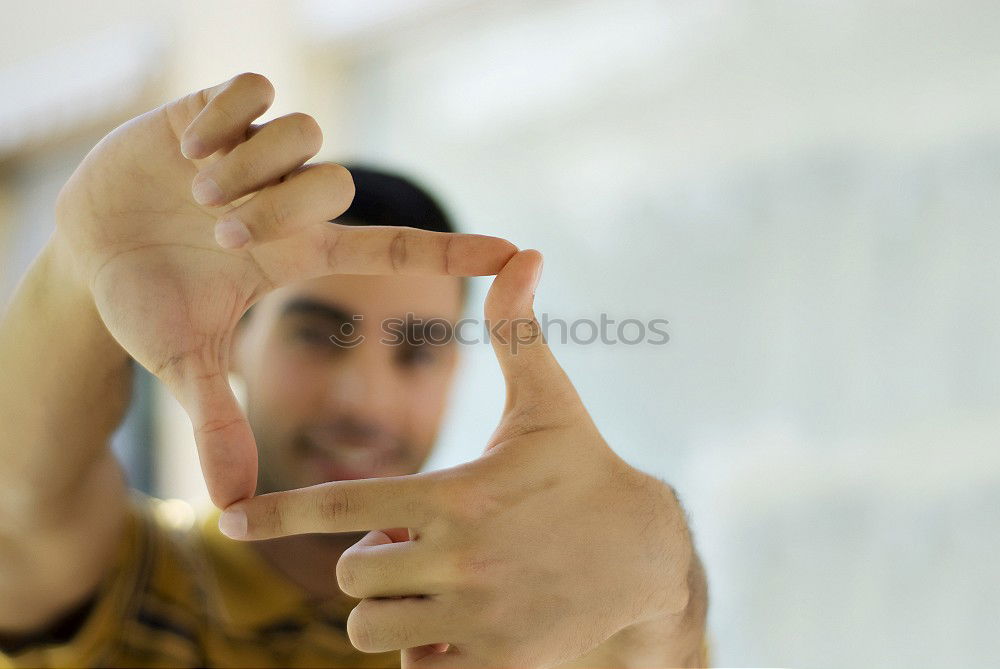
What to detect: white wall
<box><xmin>320</xmin><ymin>1</ymin><xmax>1000</xmax><ymax>665</ymax></box>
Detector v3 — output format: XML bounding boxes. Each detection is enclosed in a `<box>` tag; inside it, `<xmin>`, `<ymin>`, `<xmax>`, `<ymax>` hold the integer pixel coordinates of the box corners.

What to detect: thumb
<box><xmin>484</xmin><ymin>250</ymin><xmax>579</xmax><ymax>418</ymax></box>
<box><xmin>170</xmin><ymin>367</ymin><xmax>258</xmax><ymax>508</ymax></box>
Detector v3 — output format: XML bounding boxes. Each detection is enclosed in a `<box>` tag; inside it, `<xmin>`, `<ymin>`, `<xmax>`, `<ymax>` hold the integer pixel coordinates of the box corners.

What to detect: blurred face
<box><xmin>231</xmin><ymin>274</ymin><xmax>464</xmax><ymax>494</ymax></box>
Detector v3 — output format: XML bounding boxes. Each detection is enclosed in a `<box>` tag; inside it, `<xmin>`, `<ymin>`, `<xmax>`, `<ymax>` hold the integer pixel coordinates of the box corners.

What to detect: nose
<box><xmin>323</xmin><ymin>341</ymin><xmax>399</xmax><ymax>423</ymax></box>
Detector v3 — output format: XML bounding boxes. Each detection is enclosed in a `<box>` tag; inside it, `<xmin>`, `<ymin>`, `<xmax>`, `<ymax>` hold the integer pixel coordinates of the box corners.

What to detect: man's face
<box><xmin>231</xmin><ymin>274</ymin><xmax>464</xmax><ymax>494</ymax></box>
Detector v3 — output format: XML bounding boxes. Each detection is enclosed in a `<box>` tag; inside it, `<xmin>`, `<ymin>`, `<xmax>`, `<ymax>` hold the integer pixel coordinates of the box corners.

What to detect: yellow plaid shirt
<box><xmin>1</xmin><ymin>493</ymin><xmax>398</xmax><ymax>668</ymax></box>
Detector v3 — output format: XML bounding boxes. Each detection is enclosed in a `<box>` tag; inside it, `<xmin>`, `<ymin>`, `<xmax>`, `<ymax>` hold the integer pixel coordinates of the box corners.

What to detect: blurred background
<box><xmin>2</xmin><ymin>0</ymin><xmax>999</xmax><ymax>666</ymax></box>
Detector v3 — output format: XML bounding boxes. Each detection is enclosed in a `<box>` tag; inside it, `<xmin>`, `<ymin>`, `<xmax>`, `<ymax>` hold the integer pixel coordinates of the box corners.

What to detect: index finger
<box><xmin>251</xmin><ymin>224</ymin><xmax>519</xmax><ymax>285</ymax></box>
<box><xmin>219</xmin><ymin>473</ymin><xmax>434</xmax><ymax>540</ymax></box>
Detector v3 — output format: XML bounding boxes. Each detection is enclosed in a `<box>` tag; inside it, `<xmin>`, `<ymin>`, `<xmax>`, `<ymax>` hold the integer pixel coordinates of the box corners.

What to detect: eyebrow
<box><xmin>279</xmin><ymin>297</ymin><xmax>456</xmax><ymax>343</ymax></box>
<box><xmin>279</xmin><ymin>297</ymin><xmax>354</xmax><ymax>325</ymax></box>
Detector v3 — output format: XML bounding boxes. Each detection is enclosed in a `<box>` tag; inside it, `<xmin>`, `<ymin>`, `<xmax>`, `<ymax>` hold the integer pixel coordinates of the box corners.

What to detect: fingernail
<box><xmin>219</xmin><ymin>509</ymin><xmax>247</xmax><ymax>539</ymax></box>
<box><xmin>192</xmin><ymin>176</ymin><xmax>224</xmax><ymax>206</ymax></box>
<box><xmin>180</xmin><ymin>136</ymin><xmax>203</xmax><ymax>160</ymax></box>
<box><xmin>215</xmin><ymin>217</ymin><xmax>250</xmax><ymax>249</ymax></box>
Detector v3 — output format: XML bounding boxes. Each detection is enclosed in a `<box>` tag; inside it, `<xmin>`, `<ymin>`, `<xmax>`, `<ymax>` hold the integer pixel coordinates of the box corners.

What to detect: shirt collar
<box><xmin>195</xmin><ymin>507</ymin><xmax>357</xmax><ymax>631</ymax></box>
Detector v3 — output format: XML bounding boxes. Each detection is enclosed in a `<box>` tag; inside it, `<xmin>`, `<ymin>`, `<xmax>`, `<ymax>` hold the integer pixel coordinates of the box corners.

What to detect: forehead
<box><xmin>258</xmin><ymin>274</ymin><xmax>464</xmax><ymax>322</ymax></box>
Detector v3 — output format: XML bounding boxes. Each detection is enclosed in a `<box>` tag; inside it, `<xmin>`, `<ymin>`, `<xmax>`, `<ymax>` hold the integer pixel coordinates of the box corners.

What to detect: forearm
<box><xmin>0</xmin><ymin>235</ymin><xmax>132</xmax><ymax>527</ymax></box>
<box><xmin>561</xmin><ymin>554</ymin><xmax>709</xmax><ymax>668</ymax></box>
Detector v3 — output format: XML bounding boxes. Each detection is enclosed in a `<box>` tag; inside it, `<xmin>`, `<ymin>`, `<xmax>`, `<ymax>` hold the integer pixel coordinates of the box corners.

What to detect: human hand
<box><xmin>219</xmin><ymin>250</ymin><xmax>695</xmax><ymax>667</ymax></box>
<box><xmin>52</xmin><ymin>73</ymin><xmax>517</xmax><ymax>507</ymax></box>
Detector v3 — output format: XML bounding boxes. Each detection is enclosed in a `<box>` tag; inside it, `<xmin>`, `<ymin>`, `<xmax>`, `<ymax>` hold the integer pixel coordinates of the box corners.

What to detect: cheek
<box><xmin>401</xmin><ymin>367</ymin><xmax>456</xmax><ymax>443</ymax></box>
<box><xmin>249</xmin><ymin>348</ymin><xmax>327</xmax><ymax>420</ymax></box>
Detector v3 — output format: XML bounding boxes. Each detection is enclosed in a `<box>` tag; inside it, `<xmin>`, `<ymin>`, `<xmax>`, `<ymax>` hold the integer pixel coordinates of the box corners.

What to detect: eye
<box><xmin>292</xmin><ymin>326</ymin><xmax>336</xmax><ymax>348</ymax></box>
<box><xmin>398</xmin><ymin>344</ymin><xmax>437</xmax><ymax>367</ymax></box>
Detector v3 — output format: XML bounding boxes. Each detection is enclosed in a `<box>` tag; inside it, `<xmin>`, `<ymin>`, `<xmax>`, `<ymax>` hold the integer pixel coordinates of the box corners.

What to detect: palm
<box><xmin>53</xmin><ymin>75</ymin><xmax>516</xmax><ymax>507</ymax></box>
<box><xmin>73</xmin><ymin>114</ymin><xmax>252</xmax><ymax>366</ymax></box>
<box><xmin>56</xmin><ymin>100</ymin><xmax>277</xmax><ymax>504</ymax></box>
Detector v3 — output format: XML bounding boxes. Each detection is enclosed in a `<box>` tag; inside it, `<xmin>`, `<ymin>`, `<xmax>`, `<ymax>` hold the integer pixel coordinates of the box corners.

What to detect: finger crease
<box><xmin>390</xmin><ymin>230</ymin><xmax>407</xmax><ymax>274</ymax></box>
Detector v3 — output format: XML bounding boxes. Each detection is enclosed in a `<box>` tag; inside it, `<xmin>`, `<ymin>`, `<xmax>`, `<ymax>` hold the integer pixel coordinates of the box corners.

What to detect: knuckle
<box><xmin>336</xmin><ymin>163</ymin><xmax>356</xmax><ymax>199</ymax></box>
<box><xmin>317</xmin><ymin>162</ymin><xmax>355</xmax><ymax>213</ymax></box>
<box><xmin>193</xmin><ymin>86</ymin><xmax>211</xmax><ymax>109</ymax></box>
<box><xmin>476</xmin><ymin>589</ymin><xmax>508</xmax><ymax>630</ymax></box>
<box><xmin>235</xmin><ymin>72</ymin><xmax>275</xmax><ymax>101</ymax></box>
<box><xmin>253</xmin><ymin>499</ymin><xmax>283</xmax><ymax>536</ymax></box>
<box><xmin>245</xmin><ymin>498</ymin><xmax>287</xmax><ymax>536</ymax></box>
<box><xmin>389</xmin><ymin>229</ymin><xmax>407</xmax><ymax>273</ymax></box>
<box><xmin>422</xmin><ymin>478</ymin><xmax>459</xmax><ymax>524</ymax></box>
<box><xmin>322</xmin><ymin>227</ymin><xmax>342</xmax><ymax>268</ymax></box>
<box><xmin>335</xmin><ymin>567</ymin><xmax>356</xmax><ymax>597</ymax></box>
<box><xmin>259</xmin><ymin>192</ymin><xmax>291</xmax><ymax>232</ymax></box>
<box><xmin>232</xmin><ymin>154</ymin><xmax>267</xmax><ymax>188</ymax></box>
<box><xmin>336</xmin><ymin>553</ymin><xmax>361</xmax><ymax>597</ymax></box>
<box><xmin>346</xmin><ymin>603</ymin><xmax>378</xmax><ymax>651</ymax></box>
<box><xmin>318</xmin><ymin>485</ymin><xmax>353</xmax><ymax>521</ymax></box>
<box><xmin>315</xmin><ymin>162</ymin><xmax>352</xmax><ymax>189</ymax></box>
<box><xmin>441</xmin><ymin>479</ymin><xmax>502</xmax><ymax>527</ymax></box>
<box><xmin>451</xmin><ymin>548</ymin><xmax>500</xmax><ymax>586</ymax></box>
<box><xmin>501</xmin><ymin>645</ymin><xmax>533</xmax><ymax>668</ymax></box>
<box><xmin>443</xmin><ymin>233</ymin><xmax>454</xmax><ymax>275</ymax></box>
<box><xmin>330</xmin><ymin>161</ymin><xmax>354</xmax><ymax>184</ymax></box>
<box><xmin>404</xmin><ymin>491</ymin><xmax>433</xmax><ymax>526</ymax></box>
<box><xmin>312</xmin><ymin>161</ymin><xmax>342</xmax><ymax>182</ymax></box>
<box><xmin>194</xmin><ymin>414</ymin><xmax>243</xmax><ymax>437</ymax></box>
<box><xmin>286</xmin><ymin>112</ymin><xmax>322</xmax><ymax>151</ymax></box>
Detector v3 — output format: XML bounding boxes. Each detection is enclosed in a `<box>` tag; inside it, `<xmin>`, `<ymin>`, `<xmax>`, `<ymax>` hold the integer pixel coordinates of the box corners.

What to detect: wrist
<box><xmin>43</xmin><ymin>231</ymin><xmax>91</xmax><ymax>298</ymax></box>
<box><xmin>35</xmin><ymin>234</ymin><xmax>126</xmax><ymax>361</ymax></box>
<box><xmin>627</xmin><ymin>552</ymin><xmax>708</xmax><ymax>667</ymax></box>
<box><xmin>610</xmin><ymin>505</ymin><xmax>709</xmax><ymax>667</ymax></box>
<box><xmin>568</xmin><ymin>598</ymin><xmax>707</xmax><ymax>669</ymax></box>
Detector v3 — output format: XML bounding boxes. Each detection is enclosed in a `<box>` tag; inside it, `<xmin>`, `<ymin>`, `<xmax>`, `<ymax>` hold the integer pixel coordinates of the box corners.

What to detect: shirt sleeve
<box><xmin>0</xmin><ymin>492</ymin><xmax>151</xmax><ymax>669</ymax></box>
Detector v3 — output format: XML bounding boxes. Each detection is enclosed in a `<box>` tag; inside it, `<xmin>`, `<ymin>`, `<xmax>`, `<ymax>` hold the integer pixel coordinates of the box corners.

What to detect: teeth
<box><xmin>337</xmin><ymin>449</ymin><xmax>377</xmax><ymax>466</ymax></box>
<box><xmin>309</xmin><ymin>443</ymin><xmax>384</xmax><ymax>468</ymax></box>
<box><xmin>303</xmin><ymin>429</ymin><xmax>396</xmax><ymax>472</ymax></box>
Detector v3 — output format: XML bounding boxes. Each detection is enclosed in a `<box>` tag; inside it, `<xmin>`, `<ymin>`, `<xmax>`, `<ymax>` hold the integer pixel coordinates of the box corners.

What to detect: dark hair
<box><xmin>241</xmin><ymin>163</ymin><xmax>466</xmax><ymax>325</ymax></box>
<box><xmin>335</xmin><ymin>163</ymin><xmax>457</xmax><ymax>234</ymax></box>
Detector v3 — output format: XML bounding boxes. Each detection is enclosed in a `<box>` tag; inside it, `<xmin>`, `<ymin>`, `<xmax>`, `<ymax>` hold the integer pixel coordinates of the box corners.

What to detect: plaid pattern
<box><xmin>1</xmin><ymin>493</ymin><xmax>398</xmax><ymax>668</ymax></box>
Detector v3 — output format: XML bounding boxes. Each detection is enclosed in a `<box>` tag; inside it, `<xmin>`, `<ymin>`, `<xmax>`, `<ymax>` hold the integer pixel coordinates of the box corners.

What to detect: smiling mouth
<box><xmin>297</xmin><ymin>429</ymin><xmax>400</xmax><ymax>481</ymax></box>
